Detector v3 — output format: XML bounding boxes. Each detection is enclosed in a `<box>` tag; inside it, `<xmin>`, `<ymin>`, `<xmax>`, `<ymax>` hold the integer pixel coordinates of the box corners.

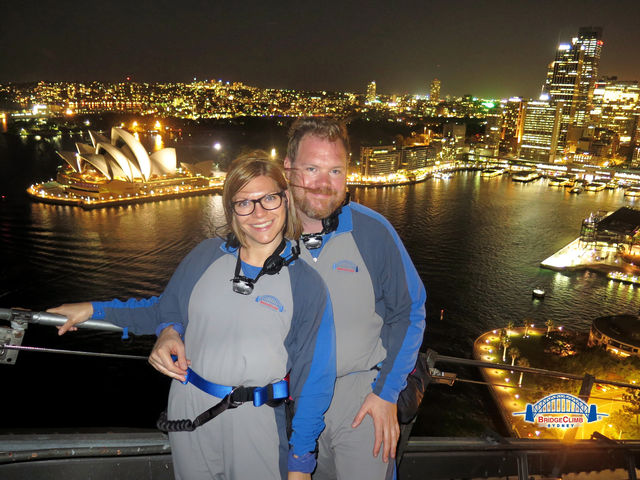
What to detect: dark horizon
<box><xmin>1</xmin><ymin>0</ymin><xmax>639</xmax><ymax>99</ymax></box>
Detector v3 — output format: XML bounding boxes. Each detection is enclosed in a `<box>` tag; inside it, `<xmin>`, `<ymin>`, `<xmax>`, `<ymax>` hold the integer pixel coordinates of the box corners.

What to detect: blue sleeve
<box><xmin>286</xmin><ymin>263</ymin><xmax>336</xmax><ymax>460</ymax></box>
<box><xmin>90</xmin><ymin>239</ymin><xmax>223</xmax><ymax>335</ymax></box>
<box><xmin>351</xmin><ymin>203</ymin><xmax>427</xmax><ymax>403</ymax></box>
<box><xmin>90</xmin><ymin>296</ymin><xmax>165</xmax><ymax>335</ymax></box>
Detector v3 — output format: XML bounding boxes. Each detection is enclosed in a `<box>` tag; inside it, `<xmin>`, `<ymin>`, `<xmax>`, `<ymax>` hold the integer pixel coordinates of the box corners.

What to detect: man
<box><xmin>283</xmin><ymin>117</ymin><xmax>426</xmax><ymax>480</ymax></box>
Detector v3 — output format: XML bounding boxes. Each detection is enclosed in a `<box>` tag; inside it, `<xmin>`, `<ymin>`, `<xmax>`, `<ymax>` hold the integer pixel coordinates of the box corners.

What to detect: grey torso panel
<box><xmin>300</xmin><ymin>232</ymin><xmax>386</xmax><ymax>377</ymax></box>
<box><xmin>185</xmin><ymin>253</ymin><xmax>294</xmax><ymax>387</ymax></box>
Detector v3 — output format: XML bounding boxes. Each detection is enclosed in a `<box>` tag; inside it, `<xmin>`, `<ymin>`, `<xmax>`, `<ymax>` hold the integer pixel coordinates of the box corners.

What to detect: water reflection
<box><xmin>153</xmin><ymin>134</ymin><xmax>163</xmax><ymax>151</ymax></box>
<box><xmin>353</xmin><ymin>174</ymin><xmax>639</xmax><ymax>352</ymax></box>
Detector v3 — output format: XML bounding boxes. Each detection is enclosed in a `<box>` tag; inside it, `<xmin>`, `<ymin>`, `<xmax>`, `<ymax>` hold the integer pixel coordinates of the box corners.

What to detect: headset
<box><xmin>301</xmin><ymin>192</ymin><xmax>350</xmax><ymax>250</ymax></box>
<box><xmin>231</xmin><ymin>238</ymin><xmax>301</xmax><ymax>295</ymax></box>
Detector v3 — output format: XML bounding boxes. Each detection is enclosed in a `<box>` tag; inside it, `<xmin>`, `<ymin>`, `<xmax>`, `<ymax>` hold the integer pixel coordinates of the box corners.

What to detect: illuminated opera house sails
<box><xmin>57</xmin><ymin>127</ymin><xmax>179</xmax><ymax>181</ymax></box>
<box><xmin>29</xmin><ymin>128</ymin><xmax>223</xmax><ymax>208</ymax></box>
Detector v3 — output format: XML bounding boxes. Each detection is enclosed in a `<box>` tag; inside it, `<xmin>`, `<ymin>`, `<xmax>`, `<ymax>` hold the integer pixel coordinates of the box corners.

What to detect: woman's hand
<box><xmin>287</xmin><ymin>473</ymin><xmax>311</xmax><ymax>480</ymax></box>
<box><xmin>47</xmin><ymin>302</ymin><xmax>94</xmax><ymax>335</ymax></box>
<box><xmin>148</xmin><ymin>325</ymin><xmax>191</xmax><ymax>382</ymax></box>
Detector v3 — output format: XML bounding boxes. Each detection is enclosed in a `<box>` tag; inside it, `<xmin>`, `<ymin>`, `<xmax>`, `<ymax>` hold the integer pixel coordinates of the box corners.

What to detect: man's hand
<box><xmin>48</xmin><ymin>302</ymin><xmax>94</xmax><ymax>335</ymax></box>
<box><xmin>351</xmin><ymin>393</ymin><xmax>400</xmax><ymax>463</ymax></box>
<box><xmin>148</xmin><ymin>325</ymin><xmax>190</xmax><ymax>382</ymax></box>
<box><xmin>287</xmin><ymin>472</ymin><xmax>311</xmax><ymax>480</ymax></box>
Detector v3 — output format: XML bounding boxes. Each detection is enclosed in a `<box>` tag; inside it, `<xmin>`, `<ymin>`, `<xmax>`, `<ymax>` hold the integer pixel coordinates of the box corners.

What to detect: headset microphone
<box><xmin>302</xmin><ymin>192</ymin><xmax>350</xmax><ymax>250</ymax></box>
<box><xmin>231</xmin><ymin>239</ymin><xmax>300</xmax><ymax>295</ymax></box>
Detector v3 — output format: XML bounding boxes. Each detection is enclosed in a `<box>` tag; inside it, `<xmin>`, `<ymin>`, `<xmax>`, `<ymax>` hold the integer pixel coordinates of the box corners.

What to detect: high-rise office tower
<box><xmin>361</xmin><ymin>144</ymin><xmax>436</xmax><ymax>176</ymax></box>
<box><xmin>366</xmin><ymin>81</ymin><xmax>377</xmax><ymax>103</ymax></box>
<box><xmin>499</xmin><ymin>97</ymin><xmax>526</xmax><ymax>154</ymax></box>
<box><xmin>360</xmin><ymin>145</ymin><xmax>398</xmax><ymax>176</ymax></box>
<box><xmin>484</xmin><ymin>115</ymin><xmax>502</xmax><ymax>151</ymax></box>
<box><xmin>520</xmin><ymin>100</ymin><xmax>564</xmax><ymax>163</ymax></box>
<box><xmin>592</xmin><ymin>77</ymin><xmax>640</xmax><ymax>158</ymax></box>
<box><xmin>542</xmin><ymin>27</ymin><xmax>603</xmax><ymax>153</ymax></box>
<box><xmin>443</xmin><ymin>123</ymin><xmax>466</xmax><ymax>149</ymax></box>
<box><xmin>430</xmin><ymin>78</ymin><xmax>441</xmax><ymax>103</ymax></box>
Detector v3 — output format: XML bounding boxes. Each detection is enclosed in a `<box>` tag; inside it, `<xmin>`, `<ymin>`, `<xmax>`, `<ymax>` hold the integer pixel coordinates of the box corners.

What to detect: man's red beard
<box><xmin>290</xmin><ymin>184</ymin><xmax>345</xmax><ymax>220</ymax></box>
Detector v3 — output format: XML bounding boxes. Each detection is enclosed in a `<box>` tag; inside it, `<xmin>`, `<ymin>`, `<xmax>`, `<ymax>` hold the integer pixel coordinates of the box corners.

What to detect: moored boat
<box><xmin>512</xmin><ymin>170</ymin><xmax>541</xmax><ymax>182</ymax></box>
<box><xmin>433</xmin><ymin>172</ymin><xmax>453</xmax><ymax>179</ymax></box>
<box><xmin>481</xmin><ymin>168</ymin><xmax>505</xmax><ymax>178</ymax></box>
<box><xmin>532</xmin><ymin>287</ymin><xmax>545</xmax><ymax>298</ymax></box>
<box><xmin>584</xmin><ymin>182</ymin><xmax>606</xmax><ymax>192</ymax></box>
<box><xmin>548</xmin><ymin>175</ymin><xmax>573</xmax><ymax>187</ymax></box>
<box><xmin>624</xmin><ymin>186</ymin><xmax>640</xmax><ymax>197</ymax></box>
<box><xmin>608</xmin><ymin>271</ymin><xmax>640</xmax><ymax>285</ymax></box>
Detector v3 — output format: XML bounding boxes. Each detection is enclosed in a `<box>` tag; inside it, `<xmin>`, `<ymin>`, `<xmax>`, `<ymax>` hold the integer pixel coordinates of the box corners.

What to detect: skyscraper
<box><xmin>360</xmin><ymin>145</ymin><xmax>398</xmax><ymax>176</ymax></box>
<box><xmin>366</xmin><ymin>81</ymin><xmax>377</xmax><ymax>103</ymax></box>
<box><xmin>520</xmin><ymin>100</ymin><xmax>564</xmax><ymax>163</ymax></box>
<box><xmin>542</xmin><ymin>27</ymin><xmax>603</xmax><ymax>154</ymax></box>
<box><xmin>592</xmin><ymin>77</ymin><xmax>640</xmax><ymax>159</ymax></box>
<box><xmin>430</xmin><ymin>78</ymin><xmax>441</xmax><ymax>103</ymax></box>
<box><xmin>499</xmin><ymin>97</ymin><xmax>525</xmax><ymax>154</ymax></box>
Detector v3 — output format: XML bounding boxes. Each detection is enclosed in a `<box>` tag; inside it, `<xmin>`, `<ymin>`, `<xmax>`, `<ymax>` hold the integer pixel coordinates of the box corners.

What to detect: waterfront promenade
<box><xmin>27</xmin><ymin>182</ymin><xmax>223</xmax><ymax>209</ymax></box>
<box><xmin>473</xmin><ymin>327</ymin><xmax>628</xmax><ymax>441</ymax></box>
<box><xmin>541</xmin><ymin>238</ymin><xmax>621</xmax><ymax>273</ymax></box>
<box><xmin>473</xmin><ymin>327</ymin><xmax>543</xmax><ymax>438</ymax></box>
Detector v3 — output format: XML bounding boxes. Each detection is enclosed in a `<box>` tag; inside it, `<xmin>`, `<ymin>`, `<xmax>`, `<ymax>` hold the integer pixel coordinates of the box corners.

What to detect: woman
<box><xmin>51</xmin><ymin>151</ymin><xmax>336</xmax><ymax>480</ymax></box>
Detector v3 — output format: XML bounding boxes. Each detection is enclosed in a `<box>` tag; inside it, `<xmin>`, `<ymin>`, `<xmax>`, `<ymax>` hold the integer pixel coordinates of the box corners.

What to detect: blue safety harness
<box><xmin>157</xmin><ymin>368</ymin><xmax>289</xmax><ymax>432</ymax></box>
<box><xmin>184</xmin><ymin>368</ymin><xmax>289</xmax><ymax>406</ymax></box>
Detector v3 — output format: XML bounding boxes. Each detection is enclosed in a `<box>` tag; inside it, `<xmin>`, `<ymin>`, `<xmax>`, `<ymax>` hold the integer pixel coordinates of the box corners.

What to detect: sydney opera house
<box><xmin>27</xmin><ymin>127</ymin><xmax>224</xmax><ymax>208</ymax></box>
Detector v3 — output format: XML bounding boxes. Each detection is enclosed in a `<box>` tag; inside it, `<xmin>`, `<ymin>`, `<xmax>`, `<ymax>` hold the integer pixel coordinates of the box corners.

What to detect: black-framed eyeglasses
<box><xmin>232</xmin><ymin>191</ymin><xmax>286</xmax><ymax>216</ymax></box>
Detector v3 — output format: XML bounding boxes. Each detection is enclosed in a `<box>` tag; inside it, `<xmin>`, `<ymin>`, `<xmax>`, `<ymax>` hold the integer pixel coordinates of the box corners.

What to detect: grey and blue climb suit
<box><xmin>91</xmin><ymin>238</ymin><xmax>337</xmax><ymax>480</ymax></box>
<box><xmin>299</xmin><ymin>202</ymin><xmax>427</xmax><ymax>480</ymax></box>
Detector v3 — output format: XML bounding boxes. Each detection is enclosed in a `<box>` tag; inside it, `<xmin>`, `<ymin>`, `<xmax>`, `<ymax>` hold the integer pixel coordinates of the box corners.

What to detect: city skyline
<box><xmin>1</xmin><ymin>0</ymin><xmax>639</xmax><ymax>99</ymax></box>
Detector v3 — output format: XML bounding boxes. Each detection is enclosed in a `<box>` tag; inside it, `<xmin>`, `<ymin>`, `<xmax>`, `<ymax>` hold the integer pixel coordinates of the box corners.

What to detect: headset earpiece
<box><xmin>231</xmin><ymin>239</ymin><xmax>299</xmax><ymax>294</ymax></box>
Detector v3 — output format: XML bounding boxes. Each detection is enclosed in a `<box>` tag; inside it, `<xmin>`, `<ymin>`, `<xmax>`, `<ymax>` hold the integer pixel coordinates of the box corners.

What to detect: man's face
<box><xmin>285</xmin><ymin>135</ymin><xmax>347</xmax><ymax>221</ymax></box>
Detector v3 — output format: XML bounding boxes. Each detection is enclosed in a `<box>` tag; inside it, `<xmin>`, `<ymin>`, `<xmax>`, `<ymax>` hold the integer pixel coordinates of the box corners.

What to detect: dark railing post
<box><xmin>628</xmin><ymin>450</ymin><xmax>638</xmax><ymax>480</ymax></box>
<box><xmin>547</xmin><ymin>373</ymin><xmax>597</xmax><ymax>477</ymax></box>
<box><xmin>577</xmin><ymin>373</ymin><xmax>596</xmax><ymax>402</ymax></box>
<box><xmin>396</xmin><ymin>418</ymin><xmax>416</xmax><ymax>469</ymax></box>
<box><xmin>516</xmin><ymin>452</ymin><xmax>529</xmax><ymax>480</ymax></box>
<box><xmin>562</xmin><ymin>373</ymin><xmax>595</xmax><ymax>442</ymax></box>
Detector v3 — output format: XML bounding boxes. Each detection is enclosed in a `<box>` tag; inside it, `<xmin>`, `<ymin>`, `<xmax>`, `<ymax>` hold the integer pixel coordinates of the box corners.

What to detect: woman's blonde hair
<box><xmin>220</xmin><ymin>150</ymin><xmax>302</xmax><ymax>247</ymax></box>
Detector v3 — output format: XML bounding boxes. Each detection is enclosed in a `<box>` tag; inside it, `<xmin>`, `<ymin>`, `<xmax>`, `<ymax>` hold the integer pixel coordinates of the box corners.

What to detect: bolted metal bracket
<box><xmin>429</xmin><ymin>368</ymin><xmax>458</xmax><ymax>386</ymax></box>
<box><xmin>425</xmin><ymin>349</ymin><xmax>458</xmax><ymax>386</ymax></box>
<box><xmin>0</xmin><ymin>309</ymin><xmax>30</xmax><ymax>365</ymax></box>
<box><xmin>0</xmin><ymin>324</ymin><xmax>26</xmax><ymax>365</ymax></box>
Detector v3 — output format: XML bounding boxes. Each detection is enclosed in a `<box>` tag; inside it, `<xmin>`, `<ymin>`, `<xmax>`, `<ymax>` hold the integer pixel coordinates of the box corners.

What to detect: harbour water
<box><xmin>1</xmin><ymin>130</ymin><xmax>639</xmax><ymax>435</ymax></box>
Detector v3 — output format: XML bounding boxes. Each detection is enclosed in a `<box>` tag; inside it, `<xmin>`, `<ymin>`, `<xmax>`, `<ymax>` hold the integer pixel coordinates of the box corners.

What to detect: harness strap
<box><xmin>157</xmin><ymin>393</ymin><xmax>235</xmax><ymax>432</ymax></box>
<box><xmin>184</xmin><ymin>368</ymin><xmax>289</xmax><ymax>407</ymax></box>
<box><xmin>156</xmin><ymin>368</ymin><xmax>289</xmax><ymax>432</ymax></box>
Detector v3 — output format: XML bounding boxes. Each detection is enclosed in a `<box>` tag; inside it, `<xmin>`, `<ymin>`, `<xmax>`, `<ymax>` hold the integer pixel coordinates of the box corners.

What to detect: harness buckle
<box><xmin>229</xmin><ymin>386</ymin><xmax>251</xmax><ymax>407</ymax></box>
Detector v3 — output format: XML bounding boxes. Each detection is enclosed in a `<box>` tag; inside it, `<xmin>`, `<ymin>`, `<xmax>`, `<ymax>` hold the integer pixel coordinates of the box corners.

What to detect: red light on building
<box><xmin>597</xmin><ymin>40</ymin><xmax>604</xmax><ymax>46</ymax></box>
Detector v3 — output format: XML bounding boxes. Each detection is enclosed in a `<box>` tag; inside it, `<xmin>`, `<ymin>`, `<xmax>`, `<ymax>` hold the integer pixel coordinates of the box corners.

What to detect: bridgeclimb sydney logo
<box><xmin>513</xmin><ymin>393</ymin><xmax>607</xmax><ymax>429</ymax></box>
<box><xmin>332</xmin><ymin>260</ymin><xmax>359</xmax><ymax>273</ymax></box>
<box><xmin>255</xmin><ymin>295</ymin><xmax>284</xmax><ymax>313</ymax></box>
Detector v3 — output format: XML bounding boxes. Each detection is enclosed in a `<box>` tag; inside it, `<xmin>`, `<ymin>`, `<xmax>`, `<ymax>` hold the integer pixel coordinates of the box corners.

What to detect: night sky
<box><xmin>1</xmin><ymin>0</ymin><xmax>639</xmax><ymax>99</ymax></box>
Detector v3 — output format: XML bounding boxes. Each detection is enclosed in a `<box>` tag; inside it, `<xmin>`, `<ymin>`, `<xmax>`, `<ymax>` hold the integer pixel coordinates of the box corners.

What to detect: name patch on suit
<box><xmin>332</xmin><ymin>260</ymin><xmax>359</xmax><ymax>273</ymax></box>
<box><xmin>255</xmin><ymin>295</ymin><xmax>285</xmax><ymax>312</ymax></box>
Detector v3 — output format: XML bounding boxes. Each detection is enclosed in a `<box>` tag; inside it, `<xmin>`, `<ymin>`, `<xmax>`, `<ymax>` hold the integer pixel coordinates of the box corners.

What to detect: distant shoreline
<box><xmin>27</xmin><ymin>183</ymin><xmax>223</xmax><ymax>209</ymax></box>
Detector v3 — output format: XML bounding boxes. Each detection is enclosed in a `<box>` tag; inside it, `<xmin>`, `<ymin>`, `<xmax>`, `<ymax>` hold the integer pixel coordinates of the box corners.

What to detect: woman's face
<box><xmin>232</xmin><ymin>175</ymin><xmax>286</xmax><ymax>250</ymax></box>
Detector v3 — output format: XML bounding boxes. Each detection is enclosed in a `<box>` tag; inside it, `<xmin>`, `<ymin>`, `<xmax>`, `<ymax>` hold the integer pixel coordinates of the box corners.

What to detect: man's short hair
<box><xmin>286</xmin><ymin>117</ymin><xmax>350</xmax><ymax>163</ymax></box>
